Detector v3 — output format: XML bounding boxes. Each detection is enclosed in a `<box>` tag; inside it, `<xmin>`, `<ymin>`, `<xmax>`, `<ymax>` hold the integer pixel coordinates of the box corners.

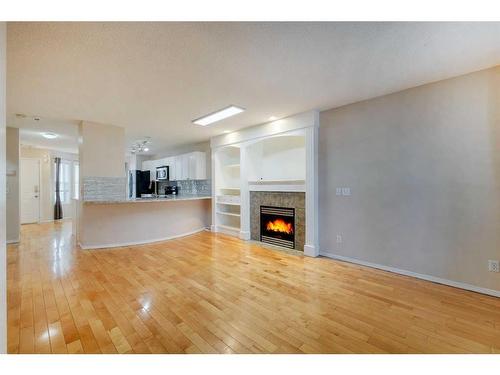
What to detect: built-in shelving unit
<box><xmin>213</xmin><ymin>145</ymin><xmax>241</xmax><ymax>236</ymax></box>
<box><xmin>210</xmin><ymin>110</ymin><xmax>319</xmax><ymax>256</ymax></box>
<box><xmin>216</xmin><ymin>211</ymin><xmax>241</xmax><ymax>217</ymax></box>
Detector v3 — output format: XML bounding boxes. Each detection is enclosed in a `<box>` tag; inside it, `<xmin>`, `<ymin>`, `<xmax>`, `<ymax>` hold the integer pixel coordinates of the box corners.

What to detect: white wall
<box><xmin>261</xmin><ymin>136</ymin><xmax>305</xmax><ymax>181</ymax></box>
<box><xmin>319</xmin><ymin>66</ymin><xmax>500</xmax><ymax>293</ymax></box>
<box><xmin>0</xmin><ymin>21</ymin><xmax>7</xmax><ymax>354</ymax></box>
<box><xmin>6</xmin><ymin>127</ymin><xmax>19</xmax><ymax>242</ymax></box>
<box><xmin>246</xmin><ymin>135</ymin><xmax>306</xmax><ymax>181</ymax></box>
<box><xmin>79</xmin><ymin>121</ymin><xmax>125</xmax><ymax>178</ymax></box>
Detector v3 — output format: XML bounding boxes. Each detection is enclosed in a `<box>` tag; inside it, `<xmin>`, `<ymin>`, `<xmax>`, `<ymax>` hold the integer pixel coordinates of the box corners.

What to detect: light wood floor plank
<box><xmin>7</xmin><ymin>220</ymin><xmax>500</xmax><ymax>354</ymax></box>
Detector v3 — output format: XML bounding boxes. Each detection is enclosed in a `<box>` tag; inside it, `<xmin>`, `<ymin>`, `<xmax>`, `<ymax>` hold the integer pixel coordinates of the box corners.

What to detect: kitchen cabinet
<box><xmin>174</xmin><ymin>154</ymin><xmax>186</xmax><ymax>180</ymax></box>
<box><xmin>142</xmin><ymin>151</ymin><xmax>206</xmax><ymax>181</ymax></box>
<box><xmin>187</xmin><ymin>151</ymin><xmax>206</xmax><ymax>180</ymax></box>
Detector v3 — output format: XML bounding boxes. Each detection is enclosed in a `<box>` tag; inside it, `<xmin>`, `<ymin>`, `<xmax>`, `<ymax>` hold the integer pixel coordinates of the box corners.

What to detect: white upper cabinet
<box><xmin>142</xmin><ymin>152</ymin><xmax>206</xmax><ymax>181</ymax></box>
<box><xmin>187</xmin><ymin>151</ymin><xmax>207</xmax><ymax>180</ymax></box>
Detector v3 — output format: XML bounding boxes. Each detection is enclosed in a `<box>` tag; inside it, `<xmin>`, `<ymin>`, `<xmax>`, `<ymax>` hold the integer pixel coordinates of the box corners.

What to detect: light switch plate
<box><xmin>336</xmin><ymin>188</ymin><xmax>342</xmax><ymax>196</ymax></box>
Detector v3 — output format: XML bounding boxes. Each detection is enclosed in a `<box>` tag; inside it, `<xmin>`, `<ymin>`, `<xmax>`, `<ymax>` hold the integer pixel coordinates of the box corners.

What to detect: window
<box><xmin>54</xmin><ymin>160</ymin><xmax>72</xmax><ymax>204</ymax></box>
<box><xmin>73</xmin><ymin>162</ymin><xmax>79</xmax><ymax>199</ymax></box>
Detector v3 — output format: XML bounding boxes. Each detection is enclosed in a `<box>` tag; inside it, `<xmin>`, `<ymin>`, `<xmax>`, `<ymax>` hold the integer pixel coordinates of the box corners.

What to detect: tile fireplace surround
<box><xmin>250</xmin><ymin>191</ymin><xmax>305</xmax><ymax>251</ymax></box>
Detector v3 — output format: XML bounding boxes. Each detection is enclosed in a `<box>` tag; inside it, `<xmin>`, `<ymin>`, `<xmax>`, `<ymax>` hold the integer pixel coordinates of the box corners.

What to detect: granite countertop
<box><xmin>83</xmin><ymin>194</ymin><xmax>212</xmax><ymax>205</ymax></box>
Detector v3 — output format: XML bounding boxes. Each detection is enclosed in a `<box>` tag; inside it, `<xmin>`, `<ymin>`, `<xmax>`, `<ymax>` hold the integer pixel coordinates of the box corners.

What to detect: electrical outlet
<box><xmin>336</xmin><ymin>234</ymin><xmax>342</xmax><ymax>244</ymax></box>
<box><xmin>342</xmin><ymin>187</ymin><xmax>351</xmax><ymax>196</ymax></box>
<box><xmin>488</xmin><ymin>260</ymin><xmax>499</xmax><ymax>273</ymax></box>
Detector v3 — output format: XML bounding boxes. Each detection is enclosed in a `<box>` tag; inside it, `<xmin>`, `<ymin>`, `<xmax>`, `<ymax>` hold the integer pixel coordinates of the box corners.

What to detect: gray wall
<box><xmin>319</xmin><ymin>66</ymin><xmax>500</xmax><ymax>292</ymax></box>
<box><xmin>6</xmin><ymin>127</ymin><xmax>19</xmax><ymax>242</ymax></box>
<box><xmin>0</xmin><ymin>21</ymin><xmax>7</xmax><ymax>354</ymax></box>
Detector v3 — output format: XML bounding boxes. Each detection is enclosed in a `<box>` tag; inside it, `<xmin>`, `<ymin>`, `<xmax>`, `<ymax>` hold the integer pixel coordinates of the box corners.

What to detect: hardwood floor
<box><xmin>7</xmin><ymin>221</ymin><xmax>500</xmax><ymax>354</ymax></box>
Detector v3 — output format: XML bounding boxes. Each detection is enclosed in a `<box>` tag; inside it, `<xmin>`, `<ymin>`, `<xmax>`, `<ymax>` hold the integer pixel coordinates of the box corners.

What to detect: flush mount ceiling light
<box><xmin>193</xmin><ymin>105</ymin><xmax>245</xmax><ymax>126</ymax></box>
<box><xmin>42</xmin><ymin>132</ymin><xmax>58</xmax><ymax>139</ymax></box>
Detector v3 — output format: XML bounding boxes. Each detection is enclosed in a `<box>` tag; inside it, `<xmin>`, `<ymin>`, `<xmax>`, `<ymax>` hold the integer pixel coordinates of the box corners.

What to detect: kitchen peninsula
<box><xmin>76</xmin><ymin>121</ymin><xmax>212</xmax><ymax>250</ymax></box>
<box><xmin>77</xmin><ymin>195</ymin><xmax>211</xmax><ymax>249</ymax></box>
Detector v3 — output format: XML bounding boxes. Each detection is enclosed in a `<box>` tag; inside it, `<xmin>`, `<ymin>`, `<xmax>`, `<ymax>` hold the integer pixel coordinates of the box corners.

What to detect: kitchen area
<box><xmin>75</xmin><ymin>121</ymin><xmax>212</xmax><ymax>249</ymax></box>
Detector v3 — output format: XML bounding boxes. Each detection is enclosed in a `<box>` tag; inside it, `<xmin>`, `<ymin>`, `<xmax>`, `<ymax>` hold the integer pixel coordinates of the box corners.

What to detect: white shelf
<box><xmin>218</xmin><ymin>224</ymin><xmax>240</xmax><ymax>232</ymax></box>
<box><xmin>216</xmin><ymin>201</ymin><xmax>241</xmax><ymax>206</ymax></box>
<box><xmin>216</xmin><ymin>211</ymin><xmax>240</xmax><ymax>217</ymax></box>
<box><xmin>215</xmin><ymin>145</ymin><xmax>241</xmax><ymax>239</ymax></box>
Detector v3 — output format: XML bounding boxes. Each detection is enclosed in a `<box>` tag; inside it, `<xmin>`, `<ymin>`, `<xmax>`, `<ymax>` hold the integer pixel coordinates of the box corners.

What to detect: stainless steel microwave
<box><xmin>156</xmin><ymin>166</ymin><xmax>169</xmax><ymax>181</ymax></box>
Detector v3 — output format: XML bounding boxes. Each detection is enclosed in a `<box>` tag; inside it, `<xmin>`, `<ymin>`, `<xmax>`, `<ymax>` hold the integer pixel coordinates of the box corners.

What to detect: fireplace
<box><xmin>260</xmin><ymin>206</ymin><xmax>295</xmax><ymax>249</ymax></box>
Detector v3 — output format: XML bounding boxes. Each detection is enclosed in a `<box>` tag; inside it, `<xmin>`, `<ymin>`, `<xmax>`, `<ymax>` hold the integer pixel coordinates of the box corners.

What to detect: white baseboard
<box><xmin>320</xmin><ymin>251</ymin><xmax>500</xmax><ymax>298</ymax></box>
<box><xmin>239</xmin><ymin>230</ymin><xmax>250</xmax><ymax>240</ymax></box>
<box><xmin>6</xmin><ymin>239</ymin><xmax>19</xmax><ymax>244</ymax></box>
<box><xmin>304</xmin><ymin>244</ymin><xmax>319</xmax><ymax>257</ymax></box>
<box><xmin>39</xmin><ymin>217</ymin><xmax>72</xmax><ymax>223</ymax></box>
<box><xmin>79</xmin><ymin>227</ymin><xmax>206</xmax><ymax>250</ymax></box>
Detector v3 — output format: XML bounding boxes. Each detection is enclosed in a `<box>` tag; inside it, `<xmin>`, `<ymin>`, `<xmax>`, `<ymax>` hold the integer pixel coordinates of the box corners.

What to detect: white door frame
<box><xmin>20</xmin><ymin>157</ymin><xmax>42</xmax><ymax>224</ymax></box>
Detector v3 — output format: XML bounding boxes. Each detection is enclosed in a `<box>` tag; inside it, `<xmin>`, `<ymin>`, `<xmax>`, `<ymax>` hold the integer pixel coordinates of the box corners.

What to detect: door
<box><xmin>20</xmin><ymin>158</ymin><xmax>40</xmax><ymax>224</ymax></box>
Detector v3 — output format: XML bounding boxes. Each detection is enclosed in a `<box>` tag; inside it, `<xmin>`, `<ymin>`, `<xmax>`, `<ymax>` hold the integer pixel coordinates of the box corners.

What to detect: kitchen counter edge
<box><xmin>83</xmin><ymin>195</ymin><xmax>212</xmax><ymax>205</ymax></box>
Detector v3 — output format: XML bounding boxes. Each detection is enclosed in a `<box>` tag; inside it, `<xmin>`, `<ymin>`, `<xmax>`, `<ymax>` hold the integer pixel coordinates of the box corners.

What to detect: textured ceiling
<box><xmin>7</xmin><ymin>22</ymin><xmax>500</xmax><ymax>154</ymax></box>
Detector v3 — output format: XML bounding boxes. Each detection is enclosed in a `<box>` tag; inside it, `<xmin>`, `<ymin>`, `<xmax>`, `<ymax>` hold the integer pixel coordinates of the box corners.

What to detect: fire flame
<box><xmin>266</xmin><ymin>219</ymin><xmax>293</xmax><ymax>234</ymax></box>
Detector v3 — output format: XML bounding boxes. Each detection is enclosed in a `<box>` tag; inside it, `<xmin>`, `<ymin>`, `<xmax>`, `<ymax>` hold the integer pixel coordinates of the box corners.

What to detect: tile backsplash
<box><xmin>83</xmin><ymin>176</ymin><xmax>127</xmax><ymax>201</ymax></box>
<box><xmin>158</xmin><ymin>179</ymin><xmax>211</xmax><ymax>195</ymax></box>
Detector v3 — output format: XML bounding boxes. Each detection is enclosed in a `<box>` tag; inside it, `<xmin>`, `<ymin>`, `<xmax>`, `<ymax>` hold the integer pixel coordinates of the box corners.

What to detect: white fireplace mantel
<box><xmin>248</xmin><ymin>179</ymin><xmax>306</xmax><ymax>192</ymax></box>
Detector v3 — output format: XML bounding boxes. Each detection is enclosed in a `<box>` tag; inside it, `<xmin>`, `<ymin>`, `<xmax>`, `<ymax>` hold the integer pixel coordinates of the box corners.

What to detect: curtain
<box><xmin>54</xmin><ymin>157</ymin><xmax>63</xmax><ymax>220</ymax></box>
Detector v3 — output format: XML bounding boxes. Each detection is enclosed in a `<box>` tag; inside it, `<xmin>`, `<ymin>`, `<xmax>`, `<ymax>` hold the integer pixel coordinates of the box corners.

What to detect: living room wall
<box><xmin>319</xmin><ymin>66</ymin><xmax>500</xmax><ymax>294</ymax></box>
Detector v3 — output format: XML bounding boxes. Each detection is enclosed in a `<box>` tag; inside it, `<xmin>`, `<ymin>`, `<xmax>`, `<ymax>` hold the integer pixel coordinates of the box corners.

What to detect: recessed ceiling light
<box><xmin>42</xmin><ymin>132</ymin><xmax>58</xmax><ymax>139</ymax></box>
<box><xmin>223</xmin><ymin>130</ymin><xmax>230</xmax><ymax>134</ymax></box>
<box><xmin>143</xmin><ymin>147</ymin><xmax>149</xmax><ymax>152</ymax></box>
<box><xmin>193</xmin><ymin>105</ymin><xmax>245</xmax><ymax>126</ymax></box>
<box><xmin>269</xmin><ymin>116</ymin><xmax>277</xmax><ymax>121</ymax></box>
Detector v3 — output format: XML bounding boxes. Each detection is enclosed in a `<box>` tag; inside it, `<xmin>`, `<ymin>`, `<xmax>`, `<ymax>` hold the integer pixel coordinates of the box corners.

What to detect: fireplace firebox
<box><xmin>260</xmin><ymin>206</ymin><xmax>295</xmax><ymax>249</ymax></box>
